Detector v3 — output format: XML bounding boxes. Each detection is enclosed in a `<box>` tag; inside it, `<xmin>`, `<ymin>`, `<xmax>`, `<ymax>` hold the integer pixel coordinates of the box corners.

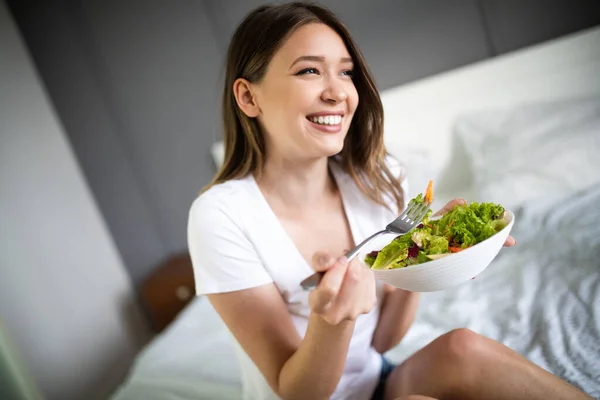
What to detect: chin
<box><xmin>302</xmin><ymin>126</ymin><xmax>347</xmax><ymax>158</ymax></box>
<box><xmin>315</xmin><ymin>139</ymin><xmax>345</xmax><ymax>158</ymax></box>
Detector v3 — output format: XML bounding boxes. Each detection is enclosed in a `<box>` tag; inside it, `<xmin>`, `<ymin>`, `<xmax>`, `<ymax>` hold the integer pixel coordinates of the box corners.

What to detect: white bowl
<box><xmin>359</xmin><ymin>210</ymin><xmax>515</xmax><ymax>292</ymax></box>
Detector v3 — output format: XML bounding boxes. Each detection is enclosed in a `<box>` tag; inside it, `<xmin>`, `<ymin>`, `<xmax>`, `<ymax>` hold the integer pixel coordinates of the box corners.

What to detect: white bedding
<box><xmin>113</xmin><ymin>183</ymin><xmax>600</xmax><ymax>399</ymax></box>
<box><xmin>386</xmin><ymin>182</ymin><xmax>600</xmax><ymax>397</ymax></box>
<box><xmin>454</xmin><ymin>96</ymin><xmax>600</xmax><ymax>210</ymax></box>
<box><xmin>111</xmin><ymin>297</ymin><xmax>242</xmax><ymax>400</ymax></box>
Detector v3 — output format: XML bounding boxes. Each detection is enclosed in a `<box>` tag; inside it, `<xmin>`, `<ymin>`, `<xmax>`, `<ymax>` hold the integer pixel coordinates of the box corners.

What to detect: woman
<box><xmin>187</xmin><ymin>3</ymin><xmax>592</xmax><ymax>400</ymax></box>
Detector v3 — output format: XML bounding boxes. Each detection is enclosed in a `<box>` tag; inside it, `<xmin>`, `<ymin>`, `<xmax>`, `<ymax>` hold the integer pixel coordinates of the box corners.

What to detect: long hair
<box><xmin>205</xmin><ymin>2</ymin><xmax>404</xmax><ymax>212</ymax></box>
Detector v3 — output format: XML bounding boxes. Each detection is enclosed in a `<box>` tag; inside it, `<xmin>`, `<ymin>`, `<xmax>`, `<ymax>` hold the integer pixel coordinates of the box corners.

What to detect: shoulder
<box><xmin>187</xmin><ymin>176</ymin><xmax>262</xmax><ymax>249</ymax></box>
<box><xmin>189</xmin><ymin>177</ymin><xmax>255</xmax><ymax>227</ymax></box>
<box><xmin>187</xmin><ymin>176</ymin><xmax>273</xmax><ymax>294</ymax></box>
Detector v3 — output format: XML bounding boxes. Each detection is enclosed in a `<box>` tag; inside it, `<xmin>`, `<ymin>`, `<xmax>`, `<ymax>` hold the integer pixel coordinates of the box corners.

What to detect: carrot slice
<box><xmin>449</xmin><ymin>245</ymin><xmax>474</xmax><ymax>253</ymax></box>
<box><xmin>424</xmin><ymin>180</ymin><xmax>434</xmax><ymax>205</ymax></box>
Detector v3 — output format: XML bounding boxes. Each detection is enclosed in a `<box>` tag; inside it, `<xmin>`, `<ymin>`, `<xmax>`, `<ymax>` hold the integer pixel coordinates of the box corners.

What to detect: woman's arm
<box><xmin>209</xmin><ymin>285</ymin><xmax>353</xmax><ymax>400</ymax></box>
<box><xmin>371</xmin><ymin>284</ymin><xmax>420</xmax><ymax>354</ymax></box>
<box><xmin>209</xmin><ymin>255</ymin><xmax>375</xmax><ymax>400</ymax></box>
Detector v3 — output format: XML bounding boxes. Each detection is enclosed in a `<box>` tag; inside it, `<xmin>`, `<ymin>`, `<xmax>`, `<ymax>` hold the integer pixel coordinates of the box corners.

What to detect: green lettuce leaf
<box><xmin>475</xmin><ymin>202</ymin><xmax>505</xmax><ymax>223</ymax></box>
<box><xmin>426</xmin><ymin>235</ymin><xmax>449</xmax><ymax>254</ymax></box>
<box><xmin>364</xmin><ymin>253</ymin><xmax>377</xmax><ymax>267</ymax></box>
<box><xmin>371</xmin><ymin>233</ymin><xmax>412</xmax><ymax>270</ymax></box>
<box><xmin>364</xmin><ymin>192</ymin><xmax>506</xmax><ymax>268</ymax></box>
<box><xmin>411</xmin><ymin>228</ymin><xmax>448</xmax><ymax>254</ymax></box>
<box><xmin>434</xmin><ymin>202</ymin><xmax>505</xmax><ymax>248</ymax></box>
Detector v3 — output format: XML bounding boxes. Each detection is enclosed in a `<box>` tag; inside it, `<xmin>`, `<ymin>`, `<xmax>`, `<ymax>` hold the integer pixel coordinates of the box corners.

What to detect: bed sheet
<box><xmin>114</xmin><ymin>184</ymin><xmax>600</xmax><ymax>399</ymax></box>
<box><xmin>386</xmin><ymin>183</ymin><xmax>600</xmax><ymax>398</ymax></box>
<box><xmin>111</xmin><ymin>297</ymin><xmax>242</xmax><ymax>400</ymax></box>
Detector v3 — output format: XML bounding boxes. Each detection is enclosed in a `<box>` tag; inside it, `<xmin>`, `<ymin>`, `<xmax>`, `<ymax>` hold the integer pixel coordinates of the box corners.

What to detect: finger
<box><xmin>359</xmin><ymin>268</ymin><xmax>377</xmax><ymax>314</ymax></box>
<box><xmin>433</xmin><ymin>198</ymin><xmax>467</xmax><ymax>216</ymax></box>
<box><xmin>309</xmin><ymin>256</ymin><xmax>349</xmax><ymax>313</ymax></box>
<box><xmin>311</xmin><ymin>251</ymin><xmax>335</xmax><ymax>272</ymax></box>
<box><xmin>433</xmin><ymin>198</ymin><xmax>466</xmax><ymax>216</ymax></box>
<box><xmin>331</xmin><ymin>258</ymin><xmax>368</xmax><ymax>319</ymax></box>
<box><xmin>504</xmin><ymin>236</ymin><xmax>516</xmax><ymax>247</ymax></box>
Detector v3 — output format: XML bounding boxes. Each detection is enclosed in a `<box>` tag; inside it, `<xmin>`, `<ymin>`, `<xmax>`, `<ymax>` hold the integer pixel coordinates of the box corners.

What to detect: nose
<box><xmin>321</xmin><ymin>79</ymin><xmax>347</xmax><ymax>104</ymax></box>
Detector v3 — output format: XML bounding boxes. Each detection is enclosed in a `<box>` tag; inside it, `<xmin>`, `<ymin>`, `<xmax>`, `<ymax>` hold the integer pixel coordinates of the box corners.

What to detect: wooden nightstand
<box><xmin>140</xmin><ymin>253</ymin><xmax>196</xmax><ymax>332</ymax></box>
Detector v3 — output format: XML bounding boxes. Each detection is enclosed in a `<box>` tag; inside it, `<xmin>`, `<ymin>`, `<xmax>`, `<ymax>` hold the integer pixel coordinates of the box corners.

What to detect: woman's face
<box><xmin>250</xmin><ymin>23</ymin><xmax>359</xmax><ymax>161</ymax></box>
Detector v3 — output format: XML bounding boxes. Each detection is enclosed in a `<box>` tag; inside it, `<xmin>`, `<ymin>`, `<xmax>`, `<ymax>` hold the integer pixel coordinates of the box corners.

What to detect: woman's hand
<box><xmin>308</xmin><ymin>252</ymin><xmax>377</xmax><ymax>325</ymax></box>
<box><xmin>434</xmin><ymin>198</ymin><xmax>516</xmax><ymax>247</ymax></box>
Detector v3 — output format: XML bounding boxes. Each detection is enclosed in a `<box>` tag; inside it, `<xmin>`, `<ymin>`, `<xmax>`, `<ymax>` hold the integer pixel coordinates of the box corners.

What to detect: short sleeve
<box><xmin>187</xmin><ymin>194</ymin><xmax>273</xmax><ymax>295</ymax></box>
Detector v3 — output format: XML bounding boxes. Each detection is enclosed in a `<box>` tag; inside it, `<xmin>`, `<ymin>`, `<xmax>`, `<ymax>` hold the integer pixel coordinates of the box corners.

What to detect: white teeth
<box><xmin>309</xmin><ymin>115</ymin><xmax>342</xmax><ymax>125</ymax></box>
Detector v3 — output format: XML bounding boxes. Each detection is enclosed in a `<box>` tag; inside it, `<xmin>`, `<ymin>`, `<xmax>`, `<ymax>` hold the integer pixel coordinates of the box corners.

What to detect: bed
<box><xmin>112</xmin><ymin>26</ymin><xmax>600</xmax><ymax>400</ymax></box>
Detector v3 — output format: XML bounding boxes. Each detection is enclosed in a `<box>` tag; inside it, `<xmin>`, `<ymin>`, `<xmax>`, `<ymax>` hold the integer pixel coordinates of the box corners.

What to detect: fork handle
<box><xmin>300</xmin><ymin>230</ymin><xmax>387</xmax><ymax>290</ymax></box>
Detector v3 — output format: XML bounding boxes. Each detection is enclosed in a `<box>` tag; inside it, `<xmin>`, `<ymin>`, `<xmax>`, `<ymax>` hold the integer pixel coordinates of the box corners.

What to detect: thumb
<box><xmin>433</xmin><ymin>198</ymin><xmax>467</xmax><ymax>216</ymax></box>
<box><xmin>311</xmin><ymin>251</ymin><xmax>335</xmax><ymax>272</ymax></box>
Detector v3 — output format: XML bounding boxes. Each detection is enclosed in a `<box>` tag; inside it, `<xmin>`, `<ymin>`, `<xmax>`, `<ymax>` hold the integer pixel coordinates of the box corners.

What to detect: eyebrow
<box><xmin>289</xmin><ymin>55</ymin><xmax>353</xmax><ymax>69</ymax></box>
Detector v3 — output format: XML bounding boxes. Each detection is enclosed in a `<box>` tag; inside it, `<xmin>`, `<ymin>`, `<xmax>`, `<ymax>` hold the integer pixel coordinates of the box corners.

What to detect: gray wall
<box><xmin>0</xmin><ymin>2</ymin><xmax>151</xmax><ymax>399</ymax></box>
<box><xmin>8</xmin><ymin>0</ymin><xmax>600</xmax><ymax>292</ymax></box>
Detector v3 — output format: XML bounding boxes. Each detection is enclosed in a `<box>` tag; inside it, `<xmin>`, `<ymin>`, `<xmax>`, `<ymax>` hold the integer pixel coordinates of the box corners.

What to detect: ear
<box><xmin>233</xmin><ymin>78</ymin><xmax>260</xmax><ymax>118</ymax></box>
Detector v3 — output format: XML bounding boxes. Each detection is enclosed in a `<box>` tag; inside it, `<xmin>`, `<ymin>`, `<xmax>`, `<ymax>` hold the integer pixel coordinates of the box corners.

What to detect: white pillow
<box><xmin>384</xmin><ymin>142</ymin><xmax>435</xmax><ymax>202</ymax></box>
<box><xmin>212</xmin><ymin>139</ymin><xmax>440</xmax><ymax>209</ymax></box>
<box><xmin>211</xmin><ymin>139</ymin><xmax>437</xmax><ymax>201</ymax></box>
<box><xmin>211</xmin><ymin>141</ymin><xmax>225</xmax><ymax>169</ymax></box>
<box><xmin>454</xmin><ymin>97</ymin><xmax>600</xmax><ymax>210</ymax></box>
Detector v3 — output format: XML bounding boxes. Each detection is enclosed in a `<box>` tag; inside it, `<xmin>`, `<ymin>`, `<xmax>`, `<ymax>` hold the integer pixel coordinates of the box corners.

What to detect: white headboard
<box><xmin>211</xmin><ymin>26</ymin><xmax>600</xmax><ymax>201</ymax></box>
<box><xmin>380</xmin><ymin>26</ymin><xmax>600</xmax><ymax>184</ymax></box>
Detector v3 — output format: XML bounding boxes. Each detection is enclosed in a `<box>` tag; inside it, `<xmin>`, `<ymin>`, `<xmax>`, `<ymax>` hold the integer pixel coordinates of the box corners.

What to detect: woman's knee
<box><xmin>437</xmin><ymin>328</ymin><xmax>484</xmax><ymax>365</ymax></box>
<box><xmin>383</xmin><ymin>330</ymin><xmax>486</xmax><ymax>400</ymax></box>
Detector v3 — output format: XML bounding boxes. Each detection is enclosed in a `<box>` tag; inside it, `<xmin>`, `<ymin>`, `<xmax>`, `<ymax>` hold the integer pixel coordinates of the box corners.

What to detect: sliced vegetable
<box><xmin>424</xmin><ymin>180</ymin><xmax>434</xmax><ymax>205</ymax></box>
<box><xmin>363</xmin><ymin>181</ymin><xmax>507</xmax><ymax>270</ymax></box>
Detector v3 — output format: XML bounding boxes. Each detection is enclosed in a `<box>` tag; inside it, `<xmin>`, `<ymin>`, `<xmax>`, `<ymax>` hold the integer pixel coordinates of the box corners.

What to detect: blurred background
<box><xmin>1</xmin><ymin>1</ymin><xmax>599</xmax><ymax>399</ymax></box>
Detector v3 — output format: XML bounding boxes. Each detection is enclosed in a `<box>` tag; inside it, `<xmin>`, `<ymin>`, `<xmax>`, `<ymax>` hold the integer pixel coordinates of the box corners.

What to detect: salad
<box><xmin>364</xmin><ymin>182</ymin><xmax>509</xmax><ymax>270</ymax></box>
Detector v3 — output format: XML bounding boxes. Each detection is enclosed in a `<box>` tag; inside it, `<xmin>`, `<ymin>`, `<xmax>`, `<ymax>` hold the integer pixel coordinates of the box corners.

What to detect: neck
<box><xmin>255</xmin><ymin>156</ymin><xmax>336</xmax><ymax>210</ymax></box>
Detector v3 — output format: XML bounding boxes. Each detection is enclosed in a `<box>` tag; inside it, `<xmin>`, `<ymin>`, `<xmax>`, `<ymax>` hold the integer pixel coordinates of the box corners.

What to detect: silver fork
<box><xmin>300</xmin><ymin>200</ymin><xmax>430</xmax><ymax>290</ymax></box>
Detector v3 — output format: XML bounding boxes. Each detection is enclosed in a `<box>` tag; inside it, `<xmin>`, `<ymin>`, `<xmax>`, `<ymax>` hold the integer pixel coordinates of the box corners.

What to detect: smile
<box><xmin>306</xmin><ymin>115</ymin><xmax>343</xmax><ymax>126</ymax></box>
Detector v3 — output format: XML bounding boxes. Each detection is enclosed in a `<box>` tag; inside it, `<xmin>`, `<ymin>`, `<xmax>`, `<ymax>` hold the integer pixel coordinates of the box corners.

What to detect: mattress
<box><xmin>113</xmin><ymin>182</ymin><xmax>600</xmax><ymax>399</ymax></box>
<box><xmin>385</xmin><ymin>183</ymin><xmax>600</xmax><ymax>398</ymax></box>
<box><xmin>111</xmin><ymin>296</ymin><xmax>242</xmax><ymax>400</ymax></box>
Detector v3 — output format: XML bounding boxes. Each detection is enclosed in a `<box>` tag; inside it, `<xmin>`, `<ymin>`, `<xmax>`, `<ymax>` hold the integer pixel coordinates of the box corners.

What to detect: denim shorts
<box><xmin>370</xmin><ymin>356</ymin><xmax>395</xmax><ymax>400</ymax></box>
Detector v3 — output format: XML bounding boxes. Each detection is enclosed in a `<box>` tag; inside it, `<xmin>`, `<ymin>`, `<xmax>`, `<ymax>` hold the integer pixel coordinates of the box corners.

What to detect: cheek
<box><xmin>347</xmin><ymin>85</ymin><xmax>359</xmax><ymax>115</ymax></box>
<box><xmin>289</xmin><ymin>84</ymin><xmax>321</xmax><ymax>114</ymax></box>
<box><xmin>262</xmin><ymin>82</ymin><xmax>309</xmax><ymax>121</ymax></box>
<box><xmin>257</xmin><ymin>93</ymin><xmax>290</xmax><ymax>129</ymax></box>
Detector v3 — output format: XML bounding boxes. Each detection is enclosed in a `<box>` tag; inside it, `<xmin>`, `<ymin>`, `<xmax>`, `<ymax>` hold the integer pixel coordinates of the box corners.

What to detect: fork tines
<box><xmin>406</xmin><ymin>202</ymin><xmax>429</xmax><ymax>222</ymax></box>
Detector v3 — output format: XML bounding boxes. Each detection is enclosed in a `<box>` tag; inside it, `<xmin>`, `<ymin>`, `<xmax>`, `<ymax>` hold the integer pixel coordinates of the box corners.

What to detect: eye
<box><xmin>296</xmin><ymin>67</ymin><xmax>319</xmax><ymax>76</ymax></box>
<box><xmin>341</xmin><ymin>69</ymin><xmax>354</xmax><ymax>77</ymax></box>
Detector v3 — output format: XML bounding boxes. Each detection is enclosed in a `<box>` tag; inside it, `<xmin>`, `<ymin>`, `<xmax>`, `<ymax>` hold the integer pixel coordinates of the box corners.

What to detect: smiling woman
<box><xmin>233</xmin><ymin>23</ymin><xmax>359</xmax><ymax>160</ymax></box>
<box><xmin>209</xmin><ymin>4</ymin><xmax>405</xmax><ymax>215</ymax></box>
<box><xmin>187</xmin><ymin>3</ymin><xmax>593</xmax><ymax>400</ymax></box>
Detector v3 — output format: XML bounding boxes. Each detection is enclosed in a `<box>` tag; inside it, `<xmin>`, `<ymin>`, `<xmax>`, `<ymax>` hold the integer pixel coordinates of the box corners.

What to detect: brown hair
<box><xmin>205</xmin><ymin>2</ymin><xmax>404</xmax><ymax>212</ymax></box>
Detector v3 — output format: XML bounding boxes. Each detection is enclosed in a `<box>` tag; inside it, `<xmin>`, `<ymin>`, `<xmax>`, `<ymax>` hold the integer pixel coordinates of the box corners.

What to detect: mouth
<box><xmin>305</xmin><ymin>114</ymin><xmax>343</xmax><ymax>126</ymax></box>
<box><xmin>305</xmin><ymin>111</ymin><xmax>345</xmax><ymax>134</ymax></box>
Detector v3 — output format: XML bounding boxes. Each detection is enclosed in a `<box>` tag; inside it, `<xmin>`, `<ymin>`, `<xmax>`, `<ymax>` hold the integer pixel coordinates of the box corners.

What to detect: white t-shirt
<box><xmin>187</xmin><ymin>159</ymin><xmax>407</xmax><ymax>400</ymax></box>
